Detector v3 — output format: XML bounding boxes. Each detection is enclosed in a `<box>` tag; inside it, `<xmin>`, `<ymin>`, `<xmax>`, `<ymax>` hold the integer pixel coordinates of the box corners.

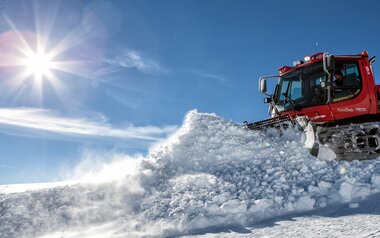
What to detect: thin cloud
<box><xmin>0</xmin><ymin>108</ymin><xmax>177</xmax><ymax>141</ymax></box>
<box><xmin>103</xmin><ymin>49</ymin><xmax>166</xmax><ymax>74</ymax></box>
<box><xmin>188</xmin><ymin>70</ymin><xmax>226</xmax><ymax>82</ymax></box>
<box><xmin>90</xmin><ymin>66</ymin><xmax>122</xmax><ymax>78</ymax></box>
<box><xmin>0</xmin><ymin>164</ymin><xmax>16</xmax><ymax>169</ymax></box>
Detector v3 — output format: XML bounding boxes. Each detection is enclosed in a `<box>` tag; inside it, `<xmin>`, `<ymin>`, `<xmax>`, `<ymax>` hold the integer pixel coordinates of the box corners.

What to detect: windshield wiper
<box><xmin>282</xmin><ymin>93</ymin><xmax>297</xmax><ymax>110</ymax></box>
<box><xmin>282</xmin><ymin>80</ymin><xmax>300</xmax><ymax>111</ymax></box>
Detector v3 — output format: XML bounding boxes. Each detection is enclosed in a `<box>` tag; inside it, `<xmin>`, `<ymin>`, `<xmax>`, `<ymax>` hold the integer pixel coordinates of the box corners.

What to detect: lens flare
<box><xmin>0</xmin><ymin>10</ymin><xmax>93</xmax><ymax>107</ymax></box>
<box><xmin>22</xmin><ymin>49</ymin><xmax>55</xmax><ymax>81</ymax></box>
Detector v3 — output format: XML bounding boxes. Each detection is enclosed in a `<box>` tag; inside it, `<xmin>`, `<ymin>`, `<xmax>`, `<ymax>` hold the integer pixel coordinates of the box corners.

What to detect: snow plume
<box><xmin>63</xmin><ymin>150</ymin><xmax>143</xmax><ymax>184</ymax></box>
<box><xmin>2</xmin><ymin>110</ymin><xmax>380</xmax><ymax>237</ymax></box>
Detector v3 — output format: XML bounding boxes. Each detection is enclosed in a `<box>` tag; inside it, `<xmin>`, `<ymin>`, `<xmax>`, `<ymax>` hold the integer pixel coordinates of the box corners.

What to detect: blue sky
<box><xmin>1</xmin><ymin>0</ymin><xmax>380</xmax><ymax>184</ymax></box>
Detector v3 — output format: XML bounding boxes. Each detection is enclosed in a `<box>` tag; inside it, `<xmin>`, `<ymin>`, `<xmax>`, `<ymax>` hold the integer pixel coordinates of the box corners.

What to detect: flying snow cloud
<box><xmin>3</xmin><ymin>111</ymin><xmax>380</xmax><ymax>238</ymax></box>
<box><xmin>0</xmin><ymin>107</ymin><xmax>177</xmax><ymax>141</ymax></box>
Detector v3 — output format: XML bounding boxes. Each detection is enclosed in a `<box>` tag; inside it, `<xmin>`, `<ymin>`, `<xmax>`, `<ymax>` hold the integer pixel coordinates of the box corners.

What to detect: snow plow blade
<box><xmin>244</xmin><ymin>114</ymin><xmax>294</xmax><ymax>130</ymax></box>
<box><xmin>244</xmin><ymin>115</ymin><xmax>335</xmax><ymax>160</ymax></box>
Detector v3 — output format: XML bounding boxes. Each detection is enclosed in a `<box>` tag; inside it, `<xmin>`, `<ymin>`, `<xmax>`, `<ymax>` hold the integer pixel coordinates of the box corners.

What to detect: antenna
<box><xmin>315</xmin><ymin>42</ymin><xmax>319</xmax><ymax>53</ymax></box>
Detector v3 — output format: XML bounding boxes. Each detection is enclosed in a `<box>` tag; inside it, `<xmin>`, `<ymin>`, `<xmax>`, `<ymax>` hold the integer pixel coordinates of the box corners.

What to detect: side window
<box><xmin>278</xmin><ymin>80</ymin><xmax>290</xmax><ymax>102</ymax></box>
<box><xmin>289</xmin><ymin>81</ymin><xmax>302</xmax><ymax>100</ymax></box>
<box><xmin>277</xmin><ymin>78</ymin><xmax>303</xmax><ymax>110</ymax></box>
<box><xmin>333</xmin><ymin>62</ymin><xmax>361</xmax><ymax>102</ymax></box>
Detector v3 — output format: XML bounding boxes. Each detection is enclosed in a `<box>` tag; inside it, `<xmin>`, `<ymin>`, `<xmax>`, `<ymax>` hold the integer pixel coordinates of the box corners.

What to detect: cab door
<box><xmin>329</xmin><ymin>61</ymin><xmax>370</xmax><ymax>120</ymax></box>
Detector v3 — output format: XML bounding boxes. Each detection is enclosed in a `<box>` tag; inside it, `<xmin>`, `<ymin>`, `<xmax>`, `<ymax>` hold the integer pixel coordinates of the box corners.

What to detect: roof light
<box><xmin>304</xmin><ymin>56</ymin><xmax>311</xmax><ymax>62</ymax></box>
<box><xmin>278</xmin><ymin>66</ymin><xmax>293</xmax><ymax>74</ymax></box>
<box><xmin>310</xmin><ymin>52</ymin><xmax>324</xmax><ymax>62</ymax></box>
<box><xmin>293</xmin><ymin>60</ymin><xmax>304</xmax><ymax>66</ymax></box>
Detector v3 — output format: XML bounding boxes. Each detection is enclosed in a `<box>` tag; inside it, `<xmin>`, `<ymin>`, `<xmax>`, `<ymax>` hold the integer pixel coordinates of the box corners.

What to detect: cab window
<box><xmin>275</xmin><ymin>63</ymin><xmax>328</xmax><ymax>112</ymax></box>
<box><xmin>332</xmin><ymin>62</ymin><xmax>361</xmax><ymax>102</ymax></box>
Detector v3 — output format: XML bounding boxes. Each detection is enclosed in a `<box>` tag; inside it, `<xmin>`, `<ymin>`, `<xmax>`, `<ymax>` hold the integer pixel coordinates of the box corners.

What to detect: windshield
<box><xmin>274</xmin><ymin>63</ymin><xmax>327</xmax><ymax>112</ymax></box>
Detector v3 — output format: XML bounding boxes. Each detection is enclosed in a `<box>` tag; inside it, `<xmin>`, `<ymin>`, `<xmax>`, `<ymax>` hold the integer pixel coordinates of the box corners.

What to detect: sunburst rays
<box><xmin>0</xmin><ymin>5</ymin><xmax>95</xmax><ymax>107</ymax></box>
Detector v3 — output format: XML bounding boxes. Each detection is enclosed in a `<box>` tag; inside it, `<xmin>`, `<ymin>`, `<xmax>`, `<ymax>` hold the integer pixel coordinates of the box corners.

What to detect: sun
<box><xmin>22</xmin><ymin>49</ymin><xmax>55</xmax><ymax>81</ymax></box>
<box><xmin>0</xmin><ymin>10</ymin><xmax>94</xmax><ymax>106</ymax></box>
<box><xmin>24</xmin><ymin>51</ymin><xmax>53</xmax><ymax>76</ymax></box>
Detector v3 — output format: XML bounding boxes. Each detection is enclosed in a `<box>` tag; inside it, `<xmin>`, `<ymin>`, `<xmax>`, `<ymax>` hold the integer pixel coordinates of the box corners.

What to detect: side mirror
<box><xmin>370</xmin><ymin>56</ymin><xmax>376</xmax><ymax>65</ymax></box>
<box><xmin>323</xmin><ymin>53</ymin><xmax>335</xmax><ymax>72</ymax></box>
<box><xmin>264</xmin><ymin>97</ymin><xmax>272</xmax><ymax>103</ymax></box>
<box><xmin>259</xmin><ymin>78</ymin><xmax>267</xmax><ymax>93</ymax></box>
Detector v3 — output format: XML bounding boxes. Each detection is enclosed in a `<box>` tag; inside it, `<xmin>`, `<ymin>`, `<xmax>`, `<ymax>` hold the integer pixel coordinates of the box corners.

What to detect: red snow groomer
<box><xmin>246</xmin><ymin>51</ymin><xmax>380</xmax><ymax>160</ymax></box>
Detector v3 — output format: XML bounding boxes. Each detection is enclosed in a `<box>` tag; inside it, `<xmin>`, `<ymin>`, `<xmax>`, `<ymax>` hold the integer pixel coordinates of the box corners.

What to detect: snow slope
<box><xmin>1</xmin><ymin>110</ymin><xmax>380</xmax><ymax>237</ymax></box>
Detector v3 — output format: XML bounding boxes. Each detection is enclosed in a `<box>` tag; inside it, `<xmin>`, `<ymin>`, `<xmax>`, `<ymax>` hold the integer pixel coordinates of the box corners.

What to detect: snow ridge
<box><xmin>2</xmin><ymin>110</ymin><xmax>380</xmax><ymax>237</ymax></box>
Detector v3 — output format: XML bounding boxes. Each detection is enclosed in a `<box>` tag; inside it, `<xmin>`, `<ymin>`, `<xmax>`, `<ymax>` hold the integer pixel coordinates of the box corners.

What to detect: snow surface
<box><xmin>1</xmin><ymin>110</ymin><xmax>380</xmax><ymax>237</ymax></box>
